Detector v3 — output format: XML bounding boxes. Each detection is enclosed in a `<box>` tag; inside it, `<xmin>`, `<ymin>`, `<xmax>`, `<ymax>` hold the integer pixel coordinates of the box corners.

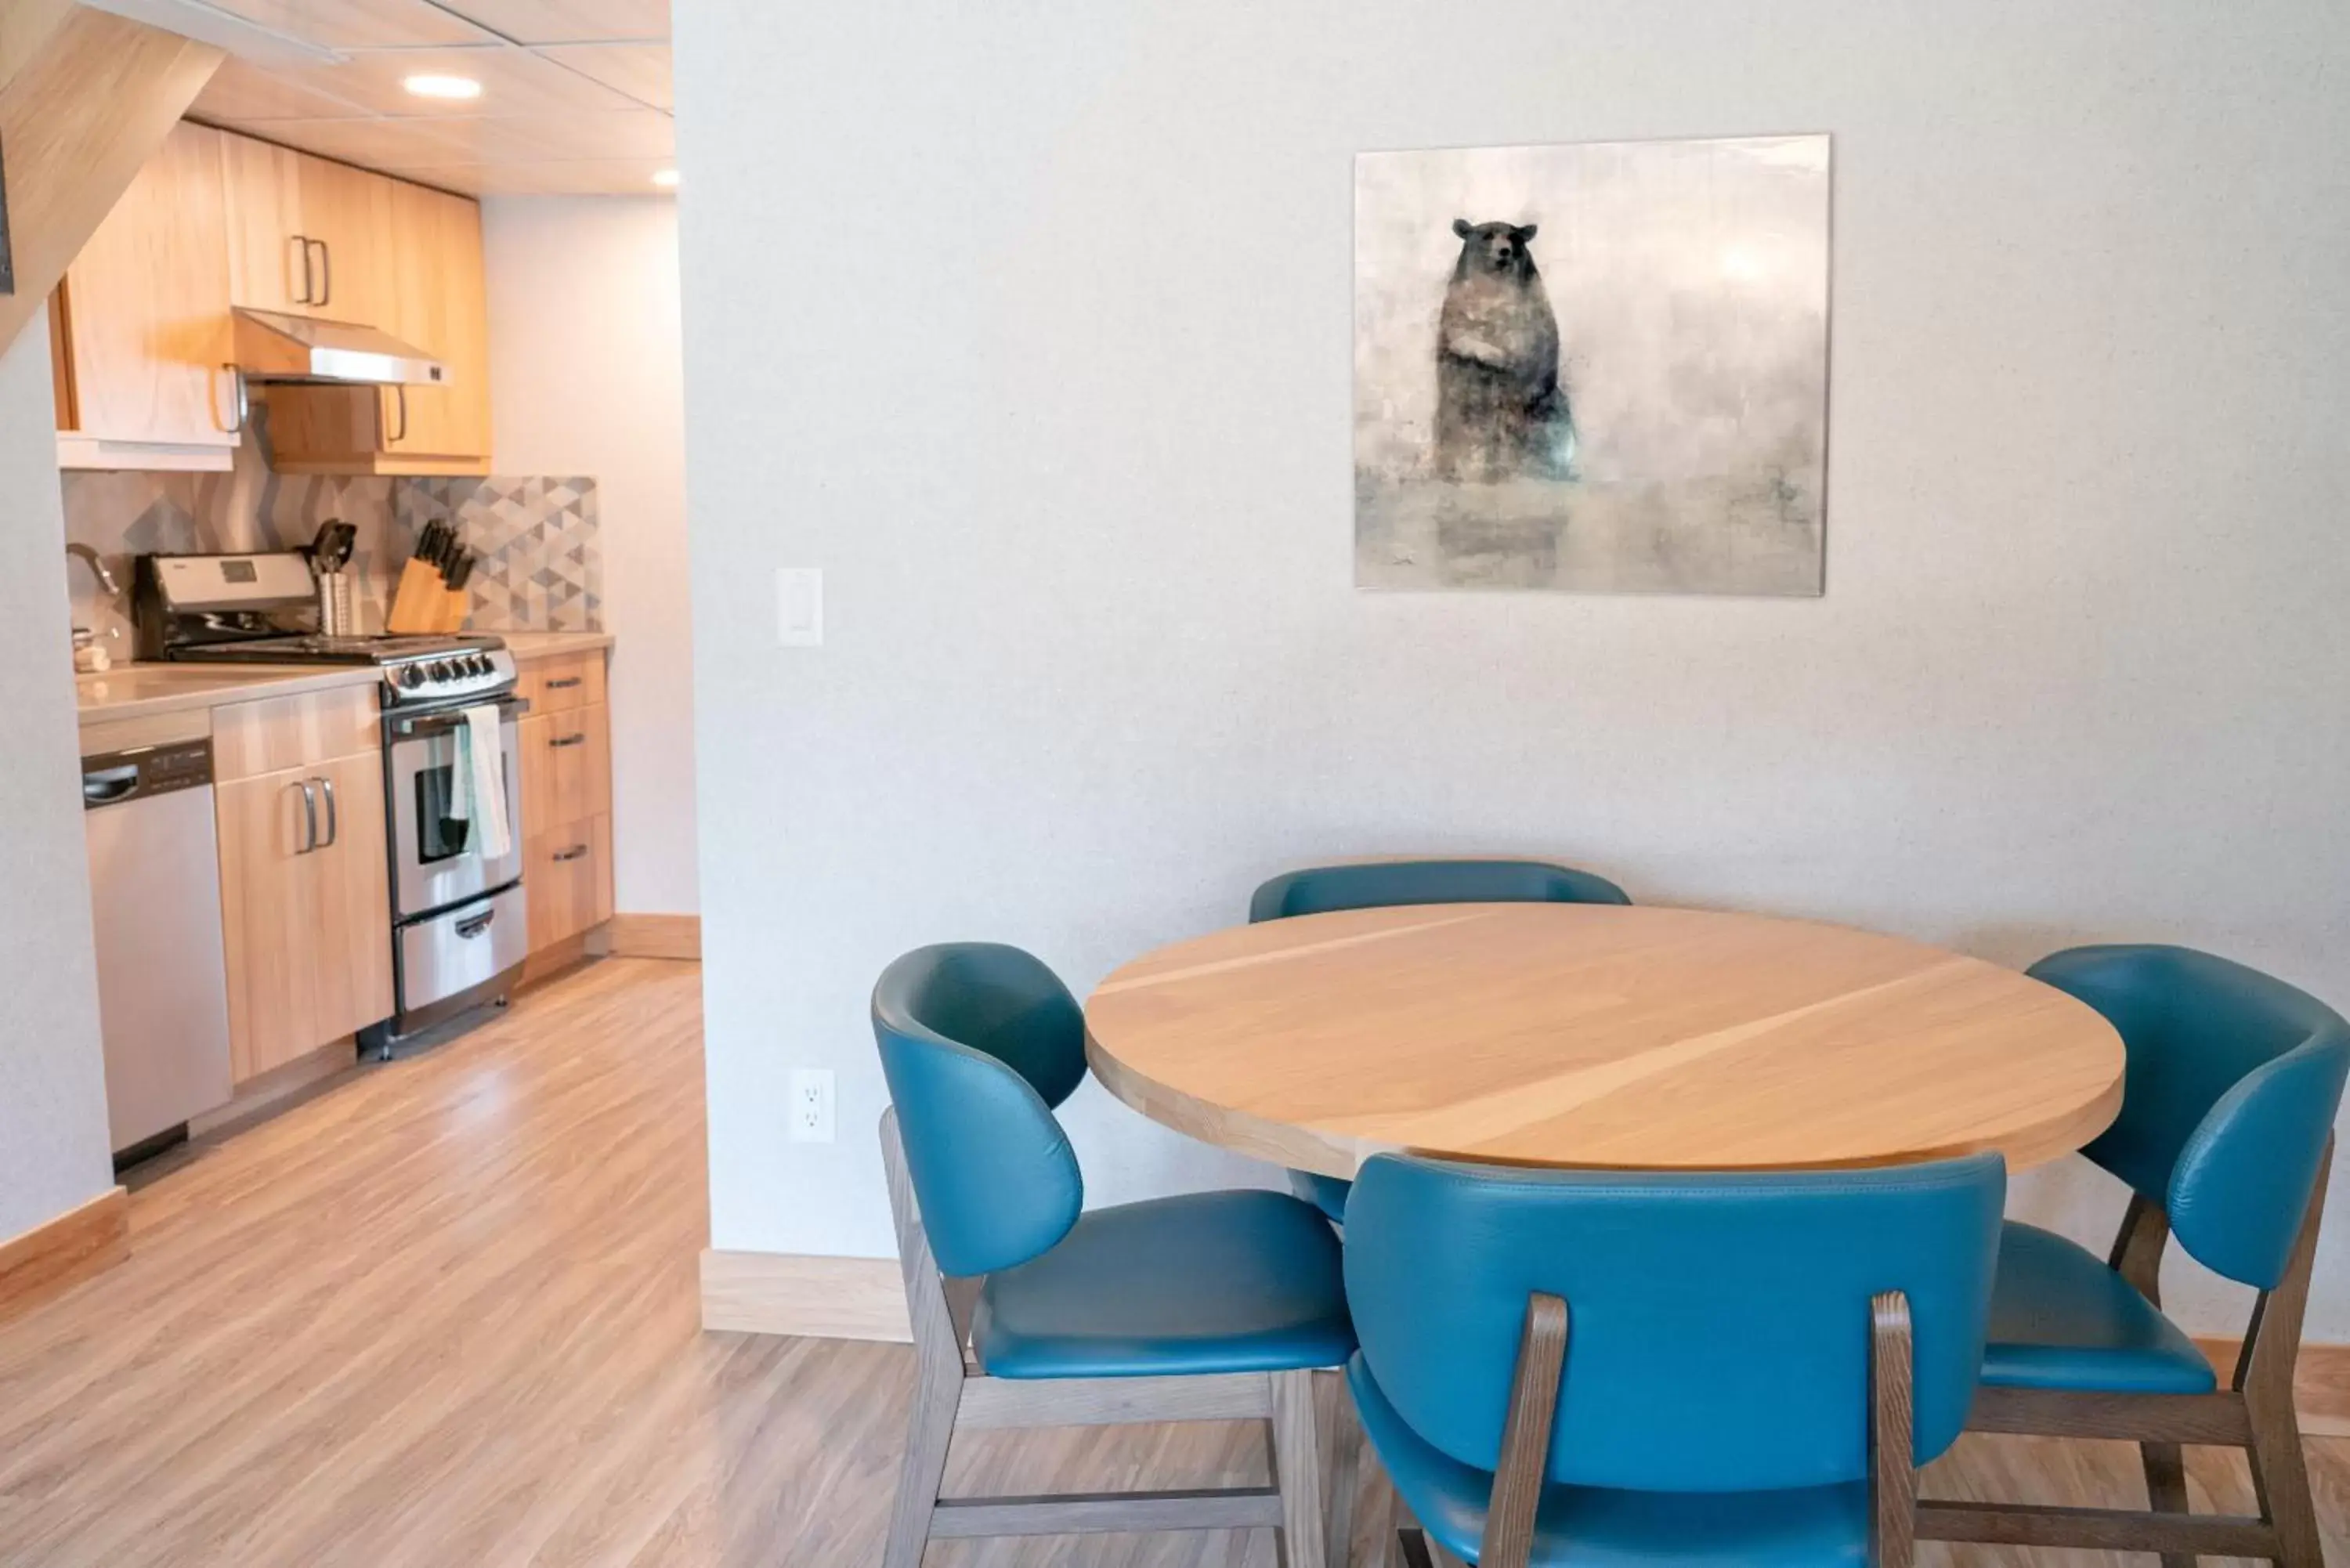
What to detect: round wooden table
<box><xmin>1084</xmin><ymin>903</ymin><xmax>2126</xmax><ymax>1175</ymax></box>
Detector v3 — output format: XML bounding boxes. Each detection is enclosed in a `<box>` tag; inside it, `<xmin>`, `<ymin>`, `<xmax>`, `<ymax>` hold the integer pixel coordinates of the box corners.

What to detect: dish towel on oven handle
<box><xmin>448</xmin><ymin>703</ymin><xmax>513</xmax><ymax>861</ymax></box>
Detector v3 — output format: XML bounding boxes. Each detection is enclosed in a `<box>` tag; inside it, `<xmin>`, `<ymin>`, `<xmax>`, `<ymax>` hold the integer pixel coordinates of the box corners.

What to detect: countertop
<box><xmin>75</xmin><ymin>630</ymin><xmax>615</xmax><ymax>726</ymax></box>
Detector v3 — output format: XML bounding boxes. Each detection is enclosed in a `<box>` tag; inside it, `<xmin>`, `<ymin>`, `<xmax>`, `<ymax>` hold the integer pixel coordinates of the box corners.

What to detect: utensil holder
<box><xmin>316</xmin><ymin>570</ymin><xmax>356</xmax><ymax>637</ymax></box>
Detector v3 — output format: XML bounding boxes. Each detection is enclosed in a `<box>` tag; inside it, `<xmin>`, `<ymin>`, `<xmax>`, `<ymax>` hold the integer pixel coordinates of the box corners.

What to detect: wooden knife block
<box><xmin>385</xmin><ymin>558</ymin><xmax>470</xmax><ymax>634</ymax></box>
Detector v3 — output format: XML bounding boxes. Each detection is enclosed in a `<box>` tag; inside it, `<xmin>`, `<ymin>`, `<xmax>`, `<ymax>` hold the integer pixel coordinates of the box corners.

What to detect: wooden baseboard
<box><xmin>190</xmin><ymin>1036</ymin><xmax>360</xmax><ymax>1140</ymax></box>
<box><xmin>519</xmin><ymin>934</ymin><xmax>597</xmax><ymax>990</ymax></box>
<box><xmin>700</xmin><ymin>1249</ymin><xmax>909</xmax><ymax>1340</ymax></box>
<box><xmin>0</xmin><ymin>1187</ymin><xmax>128</xmax><ymax>1324</ymax></box>
<box><xmin>607</xmin><ymin>913</ymin><xmax>699</xmax><ymax>962</ymax></box>
<box><xmin>2196</xmin><ymin>1337</ymin><xmax>2350</xmax><ymax>1436</ymax></box>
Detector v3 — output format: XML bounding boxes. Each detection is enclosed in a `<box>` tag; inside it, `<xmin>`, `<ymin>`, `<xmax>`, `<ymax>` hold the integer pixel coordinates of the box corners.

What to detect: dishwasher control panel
<box><xmin>82</xmin><ymin>739</ymin><xmax>215</xmax><ymax>808</ymax></box>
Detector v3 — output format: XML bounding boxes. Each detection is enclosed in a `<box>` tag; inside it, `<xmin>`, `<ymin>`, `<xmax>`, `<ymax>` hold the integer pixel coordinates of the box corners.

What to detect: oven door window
<box><xmin>413</xmin><ymin>759</ymin><xmax>474</xmax><ymax>865</ymax></box>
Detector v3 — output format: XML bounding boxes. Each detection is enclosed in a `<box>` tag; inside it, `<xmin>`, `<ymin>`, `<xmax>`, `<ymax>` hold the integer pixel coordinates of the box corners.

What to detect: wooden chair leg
<box><xmin>880</xmin><ymin>1353</ymin><xmax>960</xmax><ymax>1568</ymax></box>
<box><xmin>1478</xmin><ymin>1292</ymin><xmax>1569</xmax><ymax>1568</ymax></box>
<box><xmin>880</xmin><ymin>1109</ymin><xmax>970</xmax><ymax>1568</ymax></box>
<box><xmin>2246</xmin><ymin>1389</ymin><xmax>2323</xmax><ymax>1568</ymax></box>
<box><xmin>2139</xmin><ymin>1440</ymin><xmax>2196</xmax><ymax>1568</ymax></box>
<box><xmin>1271</xmin><ymin>1367</ymin><xmax>1329</xmax><ymax>1568</ymax></box>
<box><xmin>1869</xmin><ymin>1291</ymin><xmax>1915</xmax><ymax>1568</ymax></box>
<box><xmin>2243</xmin><ymin>1144</ymin><xmax>2330</xmax><ymax>1568</ymax></box>
<box><xmin>1323</xmin><ymin>1369</ymin><xmax>1363</xmax><ymax>1568</ymax></box>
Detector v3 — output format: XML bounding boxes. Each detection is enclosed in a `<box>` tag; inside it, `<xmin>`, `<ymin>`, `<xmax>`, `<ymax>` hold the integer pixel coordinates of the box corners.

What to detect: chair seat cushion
<box><xmin>1980</xmin><ymin>1222</ymin><xmax>2217</xmax><ymax>1395</ymax></box>
<box><xmin>1348</xmin><ymin>1356</ymin><xmax>1868</xmax><ymax>1566</ymax></box>
<box><xmin>972</xmin><ymin>1190</ymin><xmax>1354</xmax><ymax>1378</ymax></box>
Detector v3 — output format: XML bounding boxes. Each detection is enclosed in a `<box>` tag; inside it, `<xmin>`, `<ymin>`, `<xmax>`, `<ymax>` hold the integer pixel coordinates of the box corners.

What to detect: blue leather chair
<box><xmin>1343</xmin><ymin>1151</ymin><xmax>2007</xmax><ymax>1567</ymax></box>
<box><xmin>872</xmin><ymin>942</ymin><xmax>1358</xmax><ymax>1568</ymax></box>
<box><xmin>1249</xmin><ymin>858</ymin><xmax>1632</xmax><ymax>1223</ymax></box>
<box><xmin>1925</xmin><ymin>944</ymin><xmax>2350</xmax><ymax>1567</ymax></box>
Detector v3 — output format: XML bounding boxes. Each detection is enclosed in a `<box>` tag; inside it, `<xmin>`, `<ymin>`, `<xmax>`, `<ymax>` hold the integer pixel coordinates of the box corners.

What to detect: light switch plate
<box><xmin>777</xmin><ymin>567</ymin><xmax>823</xmax><ymax>647</ymax></box>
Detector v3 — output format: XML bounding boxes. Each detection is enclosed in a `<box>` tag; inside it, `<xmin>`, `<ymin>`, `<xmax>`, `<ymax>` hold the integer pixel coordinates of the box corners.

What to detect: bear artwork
<box><xmin>1434</xmin><ymin>219</ymin><xmax>1576</xmax><ymax>482</ymax></box>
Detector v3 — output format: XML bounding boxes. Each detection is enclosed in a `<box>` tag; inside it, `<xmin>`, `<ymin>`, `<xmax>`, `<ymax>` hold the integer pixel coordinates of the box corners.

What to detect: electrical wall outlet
<box><xmin>787</xmin><ymin>1068</ymin><xmax>835</xmax><ymax>1143</ymax></box>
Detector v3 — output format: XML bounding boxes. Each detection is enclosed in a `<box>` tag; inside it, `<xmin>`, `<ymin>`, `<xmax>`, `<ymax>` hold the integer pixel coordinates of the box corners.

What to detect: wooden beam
<box><xmin>0</xmin><ymin>1185</ymin><xmax>127</xmax><ymax>1324</ymax></box>
<box><xmin>0</xmin><ymin>4</ymin><xmax>222</xmax><ymax>356</ymax></box>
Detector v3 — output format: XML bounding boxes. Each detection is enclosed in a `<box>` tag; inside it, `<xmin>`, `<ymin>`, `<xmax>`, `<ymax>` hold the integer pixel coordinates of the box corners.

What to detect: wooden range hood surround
<box><xmin>0</xmin><ymin>0</ymin><xmax>222</xmax><ymax>361</ymax></box>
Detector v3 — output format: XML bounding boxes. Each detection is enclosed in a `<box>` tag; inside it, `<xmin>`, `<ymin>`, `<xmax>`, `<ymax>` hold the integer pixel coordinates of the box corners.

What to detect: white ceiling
<box><xmin>175</xmin><ymin>0</ymin><xmax>674</xmax><ymax>197</ymax></box>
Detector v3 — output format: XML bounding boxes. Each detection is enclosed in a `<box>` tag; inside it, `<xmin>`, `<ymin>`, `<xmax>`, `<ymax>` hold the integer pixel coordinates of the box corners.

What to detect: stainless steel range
<box><xmin>136</xmin><ymin>548</ymin><xmax>531</xmax><ymax>1050</ymax></box>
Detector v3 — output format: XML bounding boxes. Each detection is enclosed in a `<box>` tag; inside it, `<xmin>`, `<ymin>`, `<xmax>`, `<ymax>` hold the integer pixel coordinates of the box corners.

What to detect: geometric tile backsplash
<box><xmin>395</xmin><ymin>476</ymin><xmax>602</xmax><ymax>632</ymax></box>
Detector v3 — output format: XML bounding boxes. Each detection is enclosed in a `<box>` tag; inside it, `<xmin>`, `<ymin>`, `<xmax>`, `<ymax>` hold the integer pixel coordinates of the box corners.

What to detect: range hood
<box><xmin>231</xmin><ymin>309</ymin><xmax>447</xmax><ymax>387</ymax></box>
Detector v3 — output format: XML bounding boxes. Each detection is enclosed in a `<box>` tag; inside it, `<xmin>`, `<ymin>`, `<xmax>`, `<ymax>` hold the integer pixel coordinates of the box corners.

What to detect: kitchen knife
<box><xmin>445</xmin><ymin>549</ymin><xmax>476</xmax><ymax>591</ymax></box>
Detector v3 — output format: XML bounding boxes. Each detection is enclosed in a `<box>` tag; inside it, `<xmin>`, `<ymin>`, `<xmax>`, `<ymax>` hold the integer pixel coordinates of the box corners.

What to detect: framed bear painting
<box><xmin>1354</xmin><ymin>134</ymin><xmax>1831</xmax><ymax>594</ymax></box>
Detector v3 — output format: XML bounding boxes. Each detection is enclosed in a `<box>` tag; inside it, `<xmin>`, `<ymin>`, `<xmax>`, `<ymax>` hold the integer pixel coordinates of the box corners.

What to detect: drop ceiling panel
<box><xmin>191</xmin><ymin>55</ymin><xmax>379</xmax><ymax>121</ymax></box>
<box><xmin>432</xmin><ymin>0</ymin><xmax>669</xmax><ymax>45</ymax></box>
<box><xmin>184</xmin><ymin>0</ymin><xmax>676</xmax><ymax>197</ymax></box>
<box><xmin>385</xmin><ymin>109</ymin><xmax>674</xmax><ymax>164</ymax></box>
<box><xmin>251</xmin><ymin>43</ymin><xmax>644</xmax><ymax>119</ymax></box>
<box><xmin>534</xmin><ymin>42</ymin><xmax>670</xmax><ymax>110</ymax></box>
<box><xmin>194</xmin><ymin>0</ymin><xmax>500</xmax><ymax>49</ymax></box>
<box><xmin>388</xmin><ymin>157</ymin><xmax>675</xmax><ymax>197</ymax></box>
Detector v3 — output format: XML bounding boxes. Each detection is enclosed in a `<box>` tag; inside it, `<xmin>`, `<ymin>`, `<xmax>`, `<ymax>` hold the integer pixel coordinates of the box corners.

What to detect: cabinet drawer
<box><xmin>526</xmin><ymin>815</ymin><xmax>612</xmax><ymax>952</ymax></box>
<box><xmin>212</xmin><ymin>684</ymin><xmax>381</xmax><ymax>780</ymax></box>
<box><xmin>519</xmin><ymin>703</ymin><xmax>610</xmax><ymax>836</ymax></box>
<box><xmin>515</xmin><ymin>652</ymin><xmax>605</xmax><ymax>714</ymax></box>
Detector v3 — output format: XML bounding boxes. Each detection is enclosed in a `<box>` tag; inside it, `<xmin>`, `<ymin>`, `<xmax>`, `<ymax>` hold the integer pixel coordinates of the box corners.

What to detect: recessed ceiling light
<box><xmin>651</xmin><ymin>168</ymin><xmax>680</xmax><ymax>189</ymax></box>
<box><xmin>403</xmin><ymin>74</ymin><xmax>483</xmax><ymax>100</ymax></box>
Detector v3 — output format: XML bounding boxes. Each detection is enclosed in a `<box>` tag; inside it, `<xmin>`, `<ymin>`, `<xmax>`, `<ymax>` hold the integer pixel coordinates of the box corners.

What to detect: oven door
<box><xmin>387</xmin><ymin>697</ymin><xmax>526</xmax><ymax>919</ymax></box>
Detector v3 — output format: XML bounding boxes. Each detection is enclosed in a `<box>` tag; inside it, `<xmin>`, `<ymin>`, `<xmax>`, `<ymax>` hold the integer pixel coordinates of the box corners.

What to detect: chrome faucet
<box><xmin>66</xmin><ymin>542</ymin><xmax>121</xmax><ymax>598</ymax></box>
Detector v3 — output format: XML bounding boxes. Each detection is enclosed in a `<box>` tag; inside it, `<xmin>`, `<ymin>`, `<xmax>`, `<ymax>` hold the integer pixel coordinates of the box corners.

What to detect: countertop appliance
<box><xmin>83</xmin><ymin>739</ymin><xmax>234</xmax><ymax>1162</ymax></box>
<box><xmin>135</xmin><ymin>549</ymin><xmax>530</xmax><ymax>1050</ymax></box>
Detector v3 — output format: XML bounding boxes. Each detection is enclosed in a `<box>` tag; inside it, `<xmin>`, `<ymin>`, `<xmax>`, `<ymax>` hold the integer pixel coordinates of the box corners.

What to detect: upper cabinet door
<box><xmin>296</xmin><ymin>154</ymin><xmax>396</xmax><ymax>329</ymax></box>
<box><xmin>58</xmin><ymin>121</ymin><xmax>237</xmax><ymax>447</ymax></box>
<box><xmin>382</xmin><ymin>180</ymin><xmax>492</xmax><ymax>462</ymax></box>
<box><xmin>221</xmin><ymin>134</ymin><xmax>313</xmax><ymax>316</ymax></box>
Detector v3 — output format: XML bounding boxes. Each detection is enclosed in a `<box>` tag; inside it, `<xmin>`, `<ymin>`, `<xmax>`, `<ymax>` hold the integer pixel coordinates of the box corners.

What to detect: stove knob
<box><xmin>428</xmin><ymin>660</ymin><xmax>455</xmax><ymax>682</ymax></box>
<box><xmin>466</xmin><ymin>654</ymin><xmax>491</xmax><ymax>677</ymax></box>
<box><xmin>398</xmin><ymin>664</ymin><xmax>427</xmax><ymax>688</ymax></box>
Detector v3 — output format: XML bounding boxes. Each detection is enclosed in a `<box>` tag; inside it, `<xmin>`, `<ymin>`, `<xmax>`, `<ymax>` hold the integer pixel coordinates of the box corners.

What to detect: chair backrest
<box><xmin>872</xmin><ymin>943</ymin><xmax>1088</xmax><ymax>1277</ymax></box>
<box><xmin>1249</xmin><ymin>858</ymin><xmax>1631</xmax><ymax>923</ymax></box>
<box><xmin>1344</xmin><ymin>1152</ymin><xmax>2005</xmax><ymax>1493</ymax></box>
<box><xmin>2032</xmin><ymin>944</ymin><xmax>2350</xmax><ymax>1289</ymax></box>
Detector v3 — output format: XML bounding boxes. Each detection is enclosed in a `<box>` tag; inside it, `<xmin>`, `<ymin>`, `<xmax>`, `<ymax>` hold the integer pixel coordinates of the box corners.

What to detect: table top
<box><xmin>1084</xmin><ymin>902</ymin><xmax>2125</xmax><ymax>1176</ymax></box>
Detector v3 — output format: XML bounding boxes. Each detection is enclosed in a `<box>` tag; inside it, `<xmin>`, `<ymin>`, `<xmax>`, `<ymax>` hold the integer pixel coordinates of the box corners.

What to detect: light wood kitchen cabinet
<box><xmin>380</xmin><ymin>179</ymin><xmax>492</xmax><ymax>465</ymax></box>
<box><xmin>51</xmin><ymin>121</ymin><xmax>241</xmax><ymax>471</ymax></box>
<box><xmin>217</xmin><ymin>126</ymin><xmax>492</xmax><ymax>475</ymax></box>
<box><xmin>513</xmin><ymin>650</ymin><xmax>615</xmax><ymax>956</ymax></box>
<box><xmin>215</xmin><ymin>750</ymin><xmax>392</xmax><ymax>1082</ymax></box>
<box><xmin>219</xmin><ymin>133</ymin><xmax>310</xmax><ymax>316</ymax></box>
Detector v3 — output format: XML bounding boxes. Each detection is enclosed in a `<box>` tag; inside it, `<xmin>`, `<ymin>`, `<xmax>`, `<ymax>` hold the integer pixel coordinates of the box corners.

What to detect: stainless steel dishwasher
<box><xmin>82</xmin><ymin>738</ymin><xmax>234</xmax><ymax>1161</ymax></box>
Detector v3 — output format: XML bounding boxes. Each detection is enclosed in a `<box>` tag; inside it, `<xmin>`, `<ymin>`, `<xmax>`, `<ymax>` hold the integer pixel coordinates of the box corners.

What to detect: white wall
<box><xmin>482</xmin><ymin>196</ymin><xmax>697</xmax><ymax>914</ymax></box>
<box><xmin>0</xmin><ymin>315</ymin><xmax>118</xmax><ymax>1241</ymax></box>
<box><xmin>676</xmin><ymin>1</ymin><xmax>2350</xmax><ymax>1335</ymax></box>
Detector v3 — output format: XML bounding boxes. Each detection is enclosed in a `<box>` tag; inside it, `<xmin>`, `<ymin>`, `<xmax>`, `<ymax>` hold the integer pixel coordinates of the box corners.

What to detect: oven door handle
<box><xmin>388</xmin><ymin>695</ymin><xmax>530</xmax><ymax>740</ymax></box>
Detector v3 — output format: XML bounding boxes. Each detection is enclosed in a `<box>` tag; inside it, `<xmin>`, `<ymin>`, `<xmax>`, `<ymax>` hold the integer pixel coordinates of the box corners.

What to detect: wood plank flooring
<box><xmin>0</xmin><ymin>956</ymin><xmax>2344</xmax><ymax>1566</ymax></box>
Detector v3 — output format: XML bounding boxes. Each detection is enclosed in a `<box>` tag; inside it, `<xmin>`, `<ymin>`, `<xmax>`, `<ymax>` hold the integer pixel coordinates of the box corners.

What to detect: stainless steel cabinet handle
<box><xmin>219</xmin><ymin>365</ymin><xmax>247</xmax><ymax>435</ymax></box>
<box><xmin>455</xmin><ymin>908</ymin><xmax>496</xmax><ymax>939</ymax></box>
<box><xmin>316</xmin><ymin>775</ymin><xmax>338</xmax><ymax>848</ymax></box>
<box><xmin>294</xmin><ymin>779</ymin><xmax>318</xmax><ymax>854</ymax></box>
<box><xmin>551</xmin><ymin>844</ymin><xmax>589</xmax><ymax>863</ymax></box>
<box><xmin>544</xmin><ymin>677</ymin><xmax>584</xmax><ymax>690</ymax></box>
<box><xmin>291</xmin><ymin>233</ymin><xmax>313</xmax><ymax>305</ymax></box>
<box><xmin>310</xmin><ymin>238</ymin><xmax>331</xmax><ymax>308</ymax></box>
<box><xmin>548</xmin><ymin>733</ymin><xmax>588</xmax><ymax>749</ymax></box>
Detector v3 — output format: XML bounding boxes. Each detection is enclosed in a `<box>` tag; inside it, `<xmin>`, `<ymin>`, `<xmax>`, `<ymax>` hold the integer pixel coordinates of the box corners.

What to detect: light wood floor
<box><xmin>0</xmin><ymin>956</ymin><xmax>2345</xmax><ymax>1566</ymax></box>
